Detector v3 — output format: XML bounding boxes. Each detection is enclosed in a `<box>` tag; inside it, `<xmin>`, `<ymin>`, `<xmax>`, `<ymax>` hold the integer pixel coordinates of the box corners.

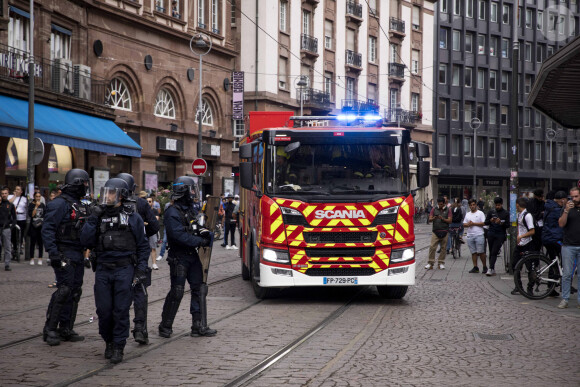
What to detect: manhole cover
<box><xmin>474</xmin><ymin>333</ymin><xmax>514</xmax><ymax>341</ymax></box>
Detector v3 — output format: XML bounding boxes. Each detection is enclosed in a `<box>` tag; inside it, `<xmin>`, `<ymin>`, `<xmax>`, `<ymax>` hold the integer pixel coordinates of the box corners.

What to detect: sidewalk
<box><xmin>414</xmin><ymin>222</ymin><xmax>580</xmax><ymax>318</ymax></box>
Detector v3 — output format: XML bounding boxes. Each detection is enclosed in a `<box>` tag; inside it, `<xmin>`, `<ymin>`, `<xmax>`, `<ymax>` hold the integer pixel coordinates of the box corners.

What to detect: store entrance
<box><xmin>155</xmin><ymin>155</ymin><xmax>177</xmax><ymax>190</ymax></box>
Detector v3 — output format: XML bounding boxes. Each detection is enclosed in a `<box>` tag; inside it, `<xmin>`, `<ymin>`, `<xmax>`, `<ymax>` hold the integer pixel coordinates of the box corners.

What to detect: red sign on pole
<box><xmin>192</xmin><ymin>158</ymin><xmax>207</xmax><ymax>176</ymax></box>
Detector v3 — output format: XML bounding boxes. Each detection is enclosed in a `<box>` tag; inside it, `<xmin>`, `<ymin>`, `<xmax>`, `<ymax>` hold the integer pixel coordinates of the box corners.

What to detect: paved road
<box><xmin>0</xmin><ymin>223</ymin><xmax>578</xmax><ymax>386</ymax></box>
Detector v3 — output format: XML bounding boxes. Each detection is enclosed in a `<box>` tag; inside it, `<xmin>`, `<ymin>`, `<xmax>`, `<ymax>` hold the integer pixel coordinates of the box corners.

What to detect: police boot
<box><xmin>190</xmin><ymin>319</ymin><xmax>217</xmax><ymax>337</ymax></box>
<box><xmin>60</xmin><ymin>289</ymin><xmax>84</xmax><ymax>342</ymax></box>
<box><xmin>104</xmin><ymin>342</ymin><xmax>114</xmax><ymax>359</ymax></box>
<box><xmin>110</xmin><ymin>344</ymin><xmax>124</xmax><ymax>364</ymax></box>
<box><xmin>133</xmin><ymin>328</ymin><xmax>149</xmax><ymax>345</ymax></box>
<box><xmin>158</xmin><ymin>323</ymin><xmax>172</xmax><ymax>339</ymax></box>
<box><xmin>45</xmin><ymin>330</ymin><xmax>61</xmax><ymax>346</ymax></box>
<box><xmin>59</xmin><ymin>327</ymin><xmax>85</xmax><ymax>342</ymax></box>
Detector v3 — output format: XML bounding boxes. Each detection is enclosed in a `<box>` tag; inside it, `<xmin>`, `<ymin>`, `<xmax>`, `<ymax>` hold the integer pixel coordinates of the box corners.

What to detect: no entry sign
<box><xmin>192</xmin><ymin>158</ymin><xmax>207</xmax><ymax>176</ymax></box>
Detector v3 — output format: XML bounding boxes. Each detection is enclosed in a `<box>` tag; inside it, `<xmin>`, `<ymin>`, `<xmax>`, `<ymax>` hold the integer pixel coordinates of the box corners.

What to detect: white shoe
<box><xmin>156</xmin><ymin>255</ymin><xmax>163</xmax><ymax>261</ymax></box>
<box><xmin>230</xmin><ymin>245</ymin><xmax>238</xmax><ymax>250</ymax></box>
<box><xmin>30</xmin><ymin>259</ymin><xmax>35</xmax><ymax>266</ymax></box>
<box><xmin>225</xmin><ymin>245</ymin><xmax>232</xmax><ymax>250</ymax></box>
<box><xmin>438</xmin><ymin>263</ymin><xmax>445</xmax><ymax>270</ymax></box>
<box><xmin>557</xmin><ymin>300</ymin><xmax>569</xmax><ymax>309</ymax></box>
<box><xmin>486</xmin><ymin>268</ymin><xmax>495</xmax><ymax>276</ymax></box>
<box><xmin>152</xmin><ymin>263</ymin><xmax>159</xmax><ymax>270</ymax></box>
<box><xmin>37</xmin><ymin>258</ymin><xmax>42</xmax><ymax>265</ymax></box>
<box><xmin>424</xmin><ymin>263</ymin><xmax>433</xmax><ymax>270</ymax></box>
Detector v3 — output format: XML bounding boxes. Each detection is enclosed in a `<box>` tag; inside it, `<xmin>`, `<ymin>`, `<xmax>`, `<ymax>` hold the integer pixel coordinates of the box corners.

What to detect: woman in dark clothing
<box><xmin>28</xmin><ymin>192</ymin><xmax>46</xmax><ymax>265</ymax></box>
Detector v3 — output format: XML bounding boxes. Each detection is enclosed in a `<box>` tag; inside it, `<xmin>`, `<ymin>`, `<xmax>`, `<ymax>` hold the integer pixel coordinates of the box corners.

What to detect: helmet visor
<box><xmin>99</xmin><ymin>187</ymin><xmax>121</xmax><ymax>206</ymax></box>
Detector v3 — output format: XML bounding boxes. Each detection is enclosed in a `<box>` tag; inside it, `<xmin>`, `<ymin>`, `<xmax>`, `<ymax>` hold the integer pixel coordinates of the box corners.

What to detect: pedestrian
<box><xmin>527</xmin><ymin>188</ymin><xmax>545</xmax><ymax>251</ymax></box>
<box><xmin>425</xmin><ymin>197</ymin><xmax>451</xmax><ymax>270</ymax></box>
<box><xmin>221</xmin><ymin>193</ymin><xmax>238</xmax><ymax>250</ymax></box>
<box><xmin>158</xmin><ymin>177</ymin><xmax>215</xmax><ymax>338</ymax></box>
<box><xmin>484</xmin><ymin>197</ymin><xmax>509</xmax><ymax>276</ymax></box>
<box><xmin>157</xmin><ymin>200</ymin><xmax>171</xmax><ymax>262</ymax></box>
<box><xmin>556</xmin><ymin>187</ymin><xmax>580</xmax><ymax>309</ymax></box>
<box><xmin>0</xmin><ymin>186</ymin><xmax>16</xmax><ymax>271</ymax></box>
<box><xmin>115</xmin><ymin>173</ymin><xmax>159</xmax><ymax>345</ymax></box>
<box><xmin>446</xmin><ymin>198</ymin><xmax>464</xmax><ymax>254</ymax></box>
<box><xmin>510</xmin><ymin>197</ymin><xmax>536</xmax><ymax>295</ymax></box>
<box><xmin>147</xmin><ymin>195</ymin><xmax>160</xmax><ymax>270</ymax></box>
<box><xmin>80</xmin><ymin>178</ymin><xmax>149</xmax><ymax>363</ymax></box>
<box><xmin>28</xmin><ymin>192</ymin><xmax>46</xmax><ymax>265</ymax></box>
<box><xmin>542</xmin><ymin>191</ymin><xmax>566</xmax><ymax>262</ymax></box>
<box><xmin>33</xmin><ymin>186</ymin><xmax>46</xmax><ymax>205</ymax></box>
<box><xmin>8</xmin><ymin>185</ymin><xmax>27</xmax><ymax>260</ymax></box>
<box><xmin>477</xmin><ymin>197</ymin><xmax>484</xmax><ymax>211</ymax></box>
<box><xmin>464</xmin><ymin>199</ymin><xmax>487</xmax><ymax>274</ymax></box>
<box><xmin>42</xmin><ymin>169</ymin><xmax>90</xmax><ymax>346</ymax></box>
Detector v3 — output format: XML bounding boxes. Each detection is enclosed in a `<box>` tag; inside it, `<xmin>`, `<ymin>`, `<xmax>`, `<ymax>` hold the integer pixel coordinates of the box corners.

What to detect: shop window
<box><xmin>154</xmin><ymin>88</ymin><xmax>176</xmax><ymax>118</ymax></box>
<box><xmin>108</xmin><ymin>78</ymin><xmax>132</xmax><ymax>111</ymax></box>
<box><xmin>233</xmin><ymin>119</ymin><xmax>245</xmax><ymax>151</ymax></box>
<box><xmin>195</xmin><ymin>98</ymin><xmax>214</xmax><ymax>126</ymax></box>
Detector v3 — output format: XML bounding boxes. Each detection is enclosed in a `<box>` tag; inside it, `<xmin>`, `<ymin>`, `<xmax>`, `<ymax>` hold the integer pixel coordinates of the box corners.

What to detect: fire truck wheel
<box><xmin>251</xmin><ymin>256</ymin><xmax>273</xmax><ymax>299</ymax></box>
<box><xmin>376</xmin><ymin>285</ymin><xmax>408</xmax><ymax>300</ymax></box>
<box><xmin>241</xmin><ymin>259</ymin><xmax>250</xmax><ymax>281</ymax></box>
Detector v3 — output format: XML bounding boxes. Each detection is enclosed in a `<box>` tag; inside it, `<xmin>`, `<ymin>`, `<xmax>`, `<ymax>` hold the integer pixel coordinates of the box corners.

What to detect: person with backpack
<box><xmin>542</xmin><ymin>191</ymin><xmax>566</xmax><ymax>262</ymax></box>
<box><xmin>425</xmin><ymin>197</ymin><xmax>451</xmax><ymax>270</ymax></box>
<box><xmin>526</xmin><ymin>189</ymin><xmax>545</xmax><ymax>251</ymax></box>
<box><xmin>510</xmin><ymin>197</ymin><xmax>536</xmax><ymax>295</ymax></box>
<box><xmin>446</xmin><ymin>198</ymin><xmax>464</xmax><ymax>254</ymax></box>
<box><xmin>484</xmin><ymin>197</ymin><xmax>510</xmax><ymax>276</ymax></box>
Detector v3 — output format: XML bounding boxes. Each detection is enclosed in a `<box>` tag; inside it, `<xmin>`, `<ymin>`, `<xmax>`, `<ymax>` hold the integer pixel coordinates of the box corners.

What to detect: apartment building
<box><xmin>0</xmin><ymin>0</ymin><xmax>239</xmax><ymax>196</ymax></box>
<box><xmin>434</xmin><ymin>0</ymin><xmax>580</xmax><ymax>200</ymax></box>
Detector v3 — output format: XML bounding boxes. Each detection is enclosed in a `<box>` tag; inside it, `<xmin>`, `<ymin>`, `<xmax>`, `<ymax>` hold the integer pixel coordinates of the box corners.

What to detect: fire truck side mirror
<box><xmin>417</xmin><ymin>161</ymin><xmax>430</xmax><ymax>189</ymax></box>
<box><xmin>415</xmin><ymin>142</ymin><xmax>430</xmax><ymax>158</ymax></box>
<box><xmin>240</xmin><ymin>162</ymin><xmax>254</xmax><ymax>190</ymax></box>
<box><xmin>239</xmin><ymin>144</ymin><xmax>252</xmax><ymax>159</ymax></box>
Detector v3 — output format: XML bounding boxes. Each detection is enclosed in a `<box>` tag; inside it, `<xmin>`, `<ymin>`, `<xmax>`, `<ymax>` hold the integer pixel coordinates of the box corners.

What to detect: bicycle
<box><xmin>214</xmin><ymin>223</ymin><xmax>223</xmax><ymax>241</ymax></box>
<box><xmin>513</xmin><ymin>251</ymin><xmax>561</xmax><ymax>300</ymax></box>
<box><xmin>449</xmin><ymin>227</ymin><xmax>462</xmax><ymax>259</ymax></box>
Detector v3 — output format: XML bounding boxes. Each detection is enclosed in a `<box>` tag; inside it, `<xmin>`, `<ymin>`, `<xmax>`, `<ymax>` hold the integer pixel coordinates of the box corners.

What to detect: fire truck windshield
<box><xmin>270</xmin><ymin>143</ymin><xmax>409</xmax><ymax>197</ymax></box>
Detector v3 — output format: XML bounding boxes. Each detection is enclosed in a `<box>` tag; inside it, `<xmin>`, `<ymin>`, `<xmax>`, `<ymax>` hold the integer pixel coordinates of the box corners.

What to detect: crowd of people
<box><xmin>426</xmin><ymin>188</ymin><xmax>580</xmax><ymax>309</ymax></box>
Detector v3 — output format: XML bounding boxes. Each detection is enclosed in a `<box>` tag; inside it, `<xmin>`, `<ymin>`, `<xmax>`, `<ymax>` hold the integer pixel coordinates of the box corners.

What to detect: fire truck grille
<box><xmin>305</xmin><ymin>268</ymin><xmax>377</xmax><ymax>276</ymax></box>
<box><xmin>282</xmin><ymin>214</ymin><xmax>309</xmax><ymax>226</ymax></box>
<box><xmin>370</xmin><ymin>213</ymin><xmax>398</xmax><ymax>226</ymax></box>
<box><xmin>304</xmin><ymin>232</ymin><xmax>378</xmax><ymax>244</ymax></box>
<box><xmin>305</xmin><ymin>248</ymin><xmax>376</xmax><ymax>257</ymax></box>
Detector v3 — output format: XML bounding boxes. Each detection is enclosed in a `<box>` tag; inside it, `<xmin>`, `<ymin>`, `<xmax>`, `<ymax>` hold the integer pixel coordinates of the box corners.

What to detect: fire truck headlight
<box><xmin>377</xmin><ymin>206</ymin><xmax>399</xmax><ymax>216</ymax></box>
<box><xmin>390</xmin><ymin>247</ymin><xmax>414</xmax><ymax>263</ymax></box>
<box><xmin>280</xmin><ymin>207</ymin><xmax>301</xmax><ymax>216</ymax></box>
<box><xmin>262</xmin><ymin>248</ymin><xmax>291</xmax><ymax>264</ymax></box>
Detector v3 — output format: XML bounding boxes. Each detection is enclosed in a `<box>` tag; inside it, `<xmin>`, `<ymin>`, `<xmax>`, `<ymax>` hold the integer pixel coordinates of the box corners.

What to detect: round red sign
<box><xmin>192</xmin><ymin>158</ymin><xmax>207</xmax><ymax>176</ymax></box>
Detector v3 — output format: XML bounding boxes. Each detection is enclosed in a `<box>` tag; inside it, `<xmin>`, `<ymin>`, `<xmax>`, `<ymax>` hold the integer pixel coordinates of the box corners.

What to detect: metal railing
<box><xmin>346</xmin><ymin>1</ymin><xmax>363</xmax><ymax>18</ymax></box>
<box><xmin>342</xmin><ymin>99</ymin><xmax>379</xmax><ymax>112</ymax></box>
<box><xmin>389</xmin><ymin>62</ymin><xmax>405</xmax><ymax>78</ymax></box>
<box><xmin>390</xmin><ymin>17</ymin><xmax>405</xmax><ymax>33</ymax></box>
<box><xmin>300</xmin><ymin>34</ymin><xmax>318</xmax><ymax>54</ymax></box>
<box><xmin>297</xmin><ymin>88</ymin><xmax>330</xmax><ymax>108</ymax></box>
<box><xmin>384</xmin><ymin>108</ymin><xmax>421</xmax><ymax>124</ymax></box>
<box><xmin>346</xmin><ymin>49</ymin><xmax>362</xmax><ymax>67</ymax></box>
<box><xmin>0</xmin><ymin>44</ymin><xmax>108</xmax><ymax>106</ymax></box>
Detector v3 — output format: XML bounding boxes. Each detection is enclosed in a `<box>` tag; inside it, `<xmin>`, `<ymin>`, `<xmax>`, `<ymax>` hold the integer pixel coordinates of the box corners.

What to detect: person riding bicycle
<box><xmin>510</xmin><ymin>197</ymin><xmax>536</xmax><ymax>295</ymax></box>
<box><xmin>484</xmin><ymin>197</ymin><xmax>510</xmax><ymax>276</ymax></box>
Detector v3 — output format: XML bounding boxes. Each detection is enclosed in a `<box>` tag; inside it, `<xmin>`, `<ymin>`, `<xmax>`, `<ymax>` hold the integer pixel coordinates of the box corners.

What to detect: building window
<box><xmin>369</xmin><ymin>36</ymin><xmax>377</xmax><ymax>63</ymax></box>
<box><xmin>154</xmin><ymin>88</ymin><xmax>176</xmax><ymax>118</ymax></box>
<box><xmin>368</xmin><ymin>83</ymin><xmax>377</xmax><ymax>103</ymax></box>
<box><xmin>171</xmin><ymin>0</ymin><xmax>181</xmax><ymax>19</ymax></box>
<box><xmin>440</xmin><ymin>28</ymin><xmax>448</xmax><ymax>49</ymax></box>
<box><xmin>568</xmin><ymin>145</ymin><xmax>575</xmax><ymax>163</ymax></box>
<box><xmin>489</xmin><ymin>138</ymin><xmax>496</xmax><ymax>158</ymax></box>
<box><xmin>411</xmin><ymin>93</ymin><xmax>420</xmax><ymax>112</ymax></box>
<box><xmin>8</xmin><ymin>8</ymin><xmax>30</xmax><ymax>53</ymax></box>
<box><xmin>465</xmin><ymin>67</ymin><xmax>473</xmax><ymax>88</ymax></box>
<box><xmin>439</xmin><ymin>99</ymin><xmax>447</xmax><ymax>120</ymax></box>
<box><xmin>232</xmin><ymin>119</ymin><xmax>245</xmax><ymax>151</ymax></box>
<box><xmin>451</xmin><ymin>136</ymin><xmax>460</xmax><ymax>156</ymax></box>
<box><xmin>558</xmin><ymin>16</ymin><xmax>565</xmax><ymax>35</ymax></box>
<box><xmin>302</xmin><ymin>10</ymin><xmax>311</xmax><ymax>35</ymax></box>
<box><xmin>109</xmin><ymin>78</ymin><xmax>132</xmax><ymax>111</ymax></box>
<box><xmin>537</xmin><ymin>45</ymin><xmax>543</xmax><ymax>63</ymax></box>
<box><xmin>535</xmin><ymin>142</ymin><xmax>542</xmax><ymax>161</ymax></box>
<box><xmin>534</xmin><ymin>110</ymin><xmax>542</xmax><ymax>127</ymax></box>
<box><xmin>476</xmin><ymin>103</ymin><xmax>485</xmax><ymax>121</ymax></box>
<box><xmin>452</xmin><ymin>65</ymin><xmax>460</xmax><ymax>86</ymax></box>
<box><xmin>549</xmin><ymin>12</ymin><xmax>557</xmax><ymax>32</ymax></box>
<box><xmin>451</xmin><ymin>100</ymin><xmax>460</xmax><ymax>121</ymax></box>
<box><xmin>438</xmin><ymin>135</ymin><xmax>447</xmax><ymax>156</ymax></box>
<box><xmin>390</xmin><ymin>44</ymin><xmax>398</xmax><ymax>63</ymax></box>
<box><xmin>524</xmin><ymin>141</ymin><xmax>531</xmax><ymax>160</ymax></box>
<box><xmin>198</xmin><ymin>0</ymin><xmax>205</xmax><ymax>28</ymax></box>
<box><xmin>557</xmin><ymin>144</ymin><xmax>563</xmax><ymax>162</ymax></box>
<box><xmin>231</xmin><ymin>2</ymin><xmax>236</xmax><ymax>25</ymax></box>
<box><xmin>412</xmin><ymin>50</ymin><xmax>420</xmax><ymax>74</ymax></box>
<box><xmin>524</xmin><ymin>108</ymin><xmax>531</xmax><ymax>127</ymax></box>
<box><xmin>50</xmin><ymin>26</ymin><xmax>72</xmax><ymax>60</ymax></box>
<box><xmin>453</xmin><ymin>0</ymin><xmax>461</xmax><ymax>16</ymax></box>
<box><xmin>548</xmin><ymin>46</ymin><xmax>554</xmax><ymax>57</ymax></box>
<box><xmin>466</xmin><ymin>33</ymin><xmax>473</xmax><ymax>53</ymax></box>
<box><xmin>491</xmin><ymin>2</ymin><xmax>498</xmax><ymax>23</ymax></box>
<box><xmin>453</xmin><ymin>30</ymin><xmax>461</xmax><ymax>51</ymax></box>
<box><xmin>325</xmin><ymin>20</ymin><xmax>333</xmax><ymax>49</ymax></box>
<box><xmin>489</xmin><ymin>70</ymin><xmax>497</xmax><ymax>90</ymax></box>
<box><xmin>525</xmin><ymin>74</ymin><xmax>532</xmax><ymax>94</ymax></box>
<box><xmin>525</xmin><ymin>43</ymin><xmax>532</xmax><ymax>61</ymax></box>
<box><xmin>478</xmin><ymin>138</ymin><xmax>485</xmax><ymax>157</ymax></box>
<box><xmin>490</xmin><ymin>36</ymin><xmax>497</xmax><ymax>56</ymax></box>
<box><xmin>538</xmin><ymin>11</ymin><xmax>543</xmax><ymax>30</ymax></box>
<box><xmin>347</xmin><ymin>78</ymin><xmax>356</xmax><ymax>101</ymax></box>
<box><xmin>279</xmin><ymin>1</ymin><xmax>288</xmax><ymax>32</ymax></box>
<box><xmin>501</xmin><ymin>72</ymin><xmax>509</xmax><ymax>91</ymax></box>
<box><xmin>439</xmin><ymin>64</ymin><xmax>447</xmax><ymax>84</ymax></box>
<box><xmin>501</xmin><ymin>139</ymin><xmax>508</xmax><ymax>158</ymax></box>
<box><xmin>478</xmin><ymin>34</ymin><xmax>485</xmax><ymax>55</ymax></box>
<box><xmin>477</xmin><ymin>69</ymin><xmax>485</xmax><ymax>89</ymax></box>
<box><xmin>324</xmin><ymin>72</ymin><xmax>333</xmax><ymax>100</ymax></box>
<box><xmin>478</xmin><ymin>0</ymin><xmax>485</xmax><ymax>20</ymax></box>
<box><xmin>440</xmin><ymin>0</ymin><xmax>448</xmax><ymax>13</ymax></box>
<box><xmin>518</xmin><ymin>7</ymin><xmax>522</xmax><ymax>27</ymax></box>
<box><xmin>502</xmin><ymin>4</ymin><xmax>510</xmax><ymax>24</ymax></box>
<box><xmin>464</xmin><ymin>137</ymin><xmax>472</xmax><ymax>157</ymax></box>
<box><xmin>412</xmin><ymin>5</ymin><xmax>421</xmax><ymax>30</ymax></box>
<box><xmin>195</xmin><ymin>98</ymin><xmax>214</xmax><ymax>126</ymax></box>
<box><xmin>465</xmin><ymin>101</ymin><xmax>473</xmax><ymax>122</ymax></box>
<box><xmin>489</xmin><ymin>105</ymin><xmax>497</xmax><ymax>125</ymax></box>
<box><xmin>501</xmin><ymin>106</ymin><xmax>508</xmax><ymax>125</ymax></box>
<box><xmin>466</xmin><ymin>0</ymin><xmax>474</xmax><ymax>18</ymax></box>
<box><xmin>502</xmin><ymin>38</ymin><xmax>509</xmax><ymax>58</ymax></box>
<box><xmin>525</xmin><ymin>9</ymin><xmax>533</xmax><ymax>28</ymax></box>
<box><xmin>279</xmin><ymin>57</ymin><xmax>288</xmax><ymax>89</ymax></box>
<box><xmin>211</xmin><ymin>0</ymin><xmax>219</xmax><ymax>33</ymax></box>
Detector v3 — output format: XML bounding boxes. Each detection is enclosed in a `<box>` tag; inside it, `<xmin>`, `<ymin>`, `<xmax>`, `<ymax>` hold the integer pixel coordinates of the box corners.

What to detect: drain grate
<box><xmin>474</xmin><ymin>333</ymin><xmax>514</xmax><ymax>341</ymax></box>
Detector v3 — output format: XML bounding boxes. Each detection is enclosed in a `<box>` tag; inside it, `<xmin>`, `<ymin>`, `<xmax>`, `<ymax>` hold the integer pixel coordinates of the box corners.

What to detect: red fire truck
<box><xmin>238</xmin><ymin>111</ymin><xmax>430</xmax><ymax>299</ymax></box>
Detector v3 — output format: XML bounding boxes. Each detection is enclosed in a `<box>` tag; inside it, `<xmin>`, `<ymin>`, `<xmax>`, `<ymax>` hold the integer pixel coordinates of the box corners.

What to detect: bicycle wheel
<box><xmin>453</xmin><ymin>234</ymin><xmax>461</xmax><ymax>259</ymax></box>
<box><xmin>514</xmin><ymin>253</ymin><xmax>559</xmax><ymax>300</ymax></box>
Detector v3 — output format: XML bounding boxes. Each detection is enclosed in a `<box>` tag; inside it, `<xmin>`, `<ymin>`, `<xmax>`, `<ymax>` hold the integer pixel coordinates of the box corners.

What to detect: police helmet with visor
<box><xmin>99</xmin><ymin>178</ymin><xmax>130</xmax><ymax>207</ymax></box>
<box><xmin>116</xmin><ymin>173</ymin><xmax>137</xmax><ymax>195</ymax></box>
<box><xmin>172</xmin><ymin>176</ymin><xmax>198</xmax><ymax>199</ymax></box>
<box><xmin>62</xmin><ymin>169</ymin><xmax>89</xmax><ymax>197</ymax></box>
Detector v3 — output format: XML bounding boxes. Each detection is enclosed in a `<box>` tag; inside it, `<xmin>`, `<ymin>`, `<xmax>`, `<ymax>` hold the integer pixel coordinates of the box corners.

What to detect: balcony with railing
<box><xmin>342</xmin><ymin>99</ymin><xmax>379</xmax><ymax>113</ymax></box>
<box><xmin>346</xmin><ymin>49</ymin><xmax>362</xmax><ymax>69</ymax></box>
<box><xmin>389</xmin><ymin>62</ymin><xmax>406</xmax><ymax>80</ymax></box>
<box><xmin>389</xmin><ymin>17</ymin><xmax>405</xmax><ymax>36</ymax></box>
<box><xmin>346</xmin><ymin>1</ymin><xmax>363</xmax><ymax>23</ymax></box>
<box><xmin>297</xmin><ymin>88</ymin><xmax>331</xmax><ymax>109</ymax></box>
<box><xmin>384</xmin><ymin>108</ymin><xmax>421</xmax><ymax>125</ymax></box>
<box><xmin>0</xmin><ymin>44</ymin><xmax>108</xmax><ymax>107</ymax></box>
<box><xmin>300</xmin><ymin>34</ymin><xmax>318</xmax><ymax>57</ymax></box>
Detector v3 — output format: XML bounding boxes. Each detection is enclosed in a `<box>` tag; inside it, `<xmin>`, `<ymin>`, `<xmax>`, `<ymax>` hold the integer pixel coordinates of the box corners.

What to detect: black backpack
<box><xmin>451</xmin><ymin>207</ymin><xmax>463</xmax><ymax>223</ymax></box>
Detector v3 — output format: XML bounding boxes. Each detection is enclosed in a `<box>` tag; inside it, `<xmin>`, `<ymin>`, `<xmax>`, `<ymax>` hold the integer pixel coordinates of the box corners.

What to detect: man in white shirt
<box><xmin>8</xmin><ymin>185</ymin><xmax>28</xmax><ymax>259</ymax></box>
<box><xmin>463</xmin><ymin>199</ymin><xmax>487</xmax><ymax>274</ymax></box>
<box><xmin>510</xmin><ymin>197</ymin><xmax>536</xmax><ymax>295</ymax></box>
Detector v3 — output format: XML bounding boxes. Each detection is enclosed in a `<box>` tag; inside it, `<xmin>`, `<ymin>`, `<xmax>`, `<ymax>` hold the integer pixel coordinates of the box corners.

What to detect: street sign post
<box><xmin>192</xmin><ymin>158</ymin><xmax>208</xmax><ymax>176</ymax></box>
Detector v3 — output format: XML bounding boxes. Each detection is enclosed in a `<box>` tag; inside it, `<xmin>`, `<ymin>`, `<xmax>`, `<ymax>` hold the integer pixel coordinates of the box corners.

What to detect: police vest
<box><xmin>56</xmin><ymin>197</ymin><xmax>89</xmax><ymax>243</ymax></box>
<box><xmin>97</xmin><ymin>212</ymin><xmax>137</xmax><ymax>253</ymax></box>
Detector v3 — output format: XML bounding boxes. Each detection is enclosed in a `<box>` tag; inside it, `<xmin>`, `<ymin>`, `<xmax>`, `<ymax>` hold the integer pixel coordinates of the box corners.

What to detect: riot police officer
<box><xmin>42</xmin><ymin>169</ymin><xmax>90</xmax><ymax>346</ymax></box>
<box><xmin>158</xmin><ymin>177</ymin><xmax>215</xmax><ymax>338</ymax></box>
<box><xmin>116</xmin><ymin>172</ymin><xmax>159</xmax><ymax>344</ymax></box>
<box><xmin>80</xmin><ymin>178</ymin><xmax>149</xmax><ymax>364</ymax></box>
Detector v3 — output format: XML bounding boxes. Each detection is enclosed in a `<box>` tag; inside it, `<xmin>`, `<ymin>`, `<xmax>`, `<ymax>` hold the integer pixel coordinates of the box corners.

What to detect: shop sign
<box><xmin>157</xmin><ymin>137</ymin><xmax>183</xmax><ymax>152</ymax></box>
<box><xmin>232</xmin><ymin>71</ymin><xmax>244</xmax><ymax>120</ymax></box>
<box><xmin>483</xmin><ymin>179</ymin><xmax>502</xmax><ymax>186</ymax></box>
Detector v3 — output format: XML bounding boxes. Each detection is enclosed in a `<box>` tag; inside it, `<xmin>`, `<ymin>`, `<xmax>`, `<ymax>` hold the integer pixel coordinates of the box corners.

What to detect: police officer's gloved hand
<box><xmin>50</xmin><ymin>254</ymin><xmax>62</xmax><ymax>269</ymax></box>
<box><xmin>133</xmin><ymin>269</ymin><xmax>147</xmax><ymax>285</ymax></box>
<box><xmin>199</xmin><ymin>228</ymin><xmax>212</xmax><ymax>247</ymax></box>
<box><xmin>84</xmin><ymin>257</ymin><xmax>91</xmax><ymax>268</ymax></box>
<box><xmin>91</xmin><ymin>204</ymin><xmax>105</xmax><ymax>217</ymax></box>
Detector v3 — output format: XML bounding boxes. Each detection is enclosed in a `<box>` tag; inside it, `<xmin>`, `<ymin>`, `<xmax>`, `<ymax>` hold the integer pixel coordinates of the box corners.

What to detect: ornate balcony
<box><xmin>342</xmin><ymin>99</ymin><xmax>379</xmax><ymax>113</ymax></box>
<box><xmin>384</xmin><ymin>108</ymin><xmax>421</xmax><ymax>124</ymax></box>
<box><xmin>297</xmin><ymin>88</ymin><xmax>331</xmax><ymax>109</ymax></box>
<box><xmin>389</xmin><ymin>17</ymin><xmax>405</xmax><ymax>36</ymax></box>
<box><xmin>346</xmin><ymin>1</ymin><xmax>363</xmax><ymax>24</ymax></box>
<box><xmin>389</xmin><ymin>62</ymin><xmax>406</xmax><ymax>80</ymax></box>
<box><xmin>346</xmin><ymin>49</ymin><xmax>362</xmax><ymax>70</ymax></box>
<box><xmin>300</xmin><ymin>34</ymin><xmax>318</xmax><ymax>57</ymax></box>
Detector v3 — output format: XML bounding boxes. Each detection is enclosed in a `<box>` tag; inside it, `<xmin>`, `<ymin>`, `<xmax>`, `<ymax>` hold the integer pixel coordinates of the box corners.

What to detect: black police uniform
<box><xmin>81</xmin><ymin>205</ymin><xmax>149</xmax><ymax>360</ymax></box>
<box><xmin>159</xmin><ymin>200</ymin><xmax>210</xmax><ymax>337</ymax></box>
<box><xmin>42</xmin><ymin>190</ymin><xmax>89</xmax><ymax>345</ymax></box>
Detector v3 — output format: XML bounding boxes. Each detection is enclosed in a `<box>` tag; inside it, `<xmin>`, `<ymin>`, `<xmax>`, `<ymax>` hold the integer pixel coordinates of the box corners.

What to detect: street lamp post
<box><xmin>190</xmin><ymin>33</ymin><xmax>212</xmax><ymax>159</ymax></box>
<box><xmin>296</xmin><ymin>76</ymin><xmax>308</xmax><ymax>116</ymax></box>
<box><xmin>470</xmin><ymin>117</ymin><xmax>481</xmax><ymax>199</ymax></box>
<box><xmin>546</xmin><ymin>129</ymin><xmax>556</xmax><ymax>191</ymax></box>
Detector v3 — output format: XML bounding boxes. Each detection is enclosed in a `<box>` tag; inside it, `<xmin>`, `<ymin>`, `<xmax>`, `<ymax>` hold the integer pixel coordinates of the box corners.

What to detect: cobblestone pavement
<box><xmin>0</xmin><ymin>224</ymin><xmax>578</xmax><ymax>386</ymax></box>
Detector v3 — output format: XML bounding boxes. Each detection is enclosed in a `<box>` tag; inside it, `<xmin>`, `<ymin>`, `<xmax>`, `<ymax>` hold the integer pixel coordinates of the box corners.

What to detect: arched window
<box><xmin>154</xmin><ymin>88</ymin><xmax>176</xmax><ymax>118</ymax></box>
<box><xmin>195</xmin><ymin>98</ymin><xmax>214</xmax><ymax>126</ymax></box>
<box><xmin>108</xmin><ymin>78</ymin><xmax>132</xmax><ymax>111</ymax></box>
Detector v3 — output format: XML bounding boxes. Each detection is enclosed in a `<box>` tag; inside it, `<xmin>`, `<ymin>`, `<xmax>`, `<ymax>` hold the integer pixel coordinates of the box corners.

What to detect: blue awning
<box><xmin>0</xmin><ymin>95</ymin><xmax>141</xmax><ymax>157</ymax></box>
